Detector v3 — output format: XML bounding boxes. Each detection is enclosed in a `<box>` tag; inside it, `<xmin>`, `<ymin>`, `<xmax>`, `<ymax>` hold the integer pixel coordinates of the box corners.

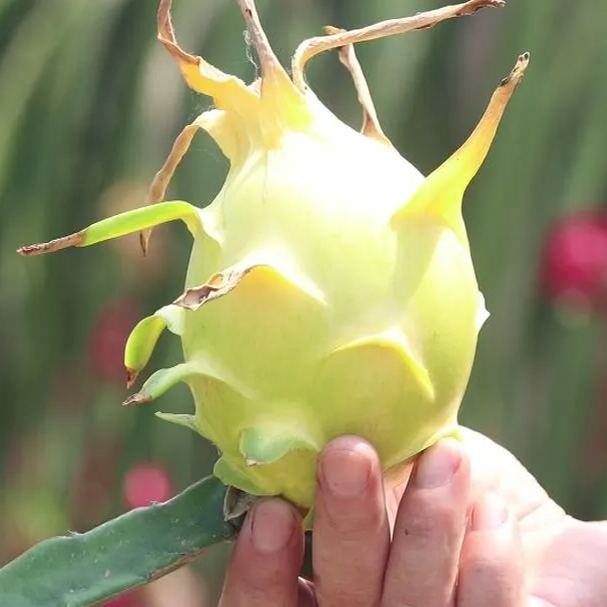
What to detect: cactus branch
<box><xmin>292</xmin><ymin>0</ymin><xmax>505</xmax><ymax>89</ymax></box>
<box><xmin>324</xmin><ymin>26</ymin><xmax>389</xmax><ymax>145</ymax></box>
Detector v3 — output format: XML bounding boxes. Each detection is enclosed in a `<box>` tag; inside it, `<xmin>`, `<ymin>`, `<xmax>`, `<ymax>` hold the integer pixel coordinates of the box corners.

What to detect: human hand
<box><xmin>458</xmin><ymin>429</ymin><xmax>607</xmax><ymax>607</ymax></box>
<box><xmin>218</xmin><ymin>431</ymin><xmax>607</xmax><ymax>606</ymax></box>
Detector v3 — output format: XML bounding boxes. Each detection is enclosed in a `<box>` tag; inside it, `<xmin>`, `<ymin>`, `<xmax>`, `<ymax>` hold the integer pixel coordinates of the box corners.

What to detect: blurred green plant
<box><xmin>0</xmin><ymin>0</ymin><xmax>606</xmax><ymax>604</ymax></box>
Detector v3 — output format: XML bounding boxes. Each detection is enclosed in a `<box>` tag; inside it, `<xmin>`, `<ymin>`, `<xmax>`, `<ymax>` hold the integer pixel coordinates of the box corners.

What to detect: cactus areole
<box><xmin>19</xmin><ymin>0</ymin><xmax>529</xmax><ymax>512</ymax></box>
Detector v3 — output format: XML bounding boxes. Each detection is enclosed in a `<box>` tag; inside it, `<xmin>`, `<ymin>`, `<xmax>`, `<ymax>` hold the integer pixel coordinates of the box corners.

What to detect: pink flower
<box><xmin>89</xmin><ymin>299</ymin><xmax>140</xmax><ymax>382</ymax></box>
<box><xmin>123</xmin><ymin>462</ymin><xmax>173</xmax><ymax>510</ymax></box>
<box><xmin>540</xmin><ymin>210</ymin><xmax>607</xmax><ymax>311</ymax></box>
<box><xmin>103</xmin><ymin>591</ymin><xmax>141</xmax><ymax>607</ymax></box>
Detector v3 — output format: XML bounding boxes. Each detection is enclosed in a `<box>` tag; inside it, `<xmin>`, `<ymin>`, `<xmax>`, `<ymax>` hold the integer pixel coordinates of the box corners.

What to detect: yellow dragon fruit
<box><xmin>19</xmin><ymin>0</ymin><xmax>528</xmax><ymax>510</ymax></box>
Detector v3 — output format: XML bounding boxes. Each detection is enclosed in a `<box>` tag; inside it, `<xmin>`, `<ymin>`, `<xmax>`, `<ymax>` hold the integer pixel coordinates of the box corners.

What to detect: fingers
<box><xmin>313</xmin><ymin>436</ymin><xmax>390</xmax><ymax>607</ymax></box>
<box><xmin>382</xmin><ymin>438</ymin><xmax>471</xmax><ymax>607</ymax></box>
<box><xmin>219</xmin><ymin>498</ymin><xmax>304</xmax><ymax>607</ymax></box>
<box><xmin>458</xmin><ymin>494</ymin><xmax>525</xmax><ymax>607</ymax></box>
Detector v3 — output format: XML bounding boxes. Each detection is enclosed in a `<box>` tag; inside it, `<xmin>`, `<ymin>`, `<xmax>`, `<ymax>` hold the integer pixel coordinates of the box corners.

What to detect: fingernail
<box><xmin>414</xmin><ymin>439</ymin><xmax>462</xmax><ymax>489</ymax></box>
<box><xmin>250</xmin><ymin>499</ymin><xmax>295</xmax><ymax>553</ymax></box>
<box><xmin>472</xmin><ymin>494</ymin><xmax>508</xmax><ymax>531</ymax></box>
<box><xmin>321</xmin><ymin>446</ymin><xmax>371</xmax><ymax>498</ymax></box>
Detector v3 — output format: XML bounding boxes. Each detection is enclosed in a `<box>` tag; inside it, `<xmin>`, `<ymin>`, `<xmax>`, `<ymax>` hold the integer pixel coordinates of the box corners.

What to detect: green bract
<box><xmin>19</xmin><ymin>0</ymin><xmax>528</xmax><ymax>511</ymax></box>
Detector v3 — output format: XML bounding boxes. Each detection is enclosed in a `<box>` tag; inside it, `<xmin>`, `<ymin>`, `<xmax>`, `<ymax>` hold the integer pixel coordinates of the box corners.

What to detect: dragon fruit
<box><xmin>19</xmin><ymin>0</ymin><xmax>528</xmax><ymax>510</ymax></box>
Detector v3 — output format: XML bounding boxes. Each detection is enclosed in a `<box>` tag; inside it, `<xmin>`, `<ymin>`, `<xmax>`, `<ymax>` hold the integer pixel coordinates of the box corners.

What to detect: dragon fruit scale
<box><xmin>19</xmin><ymin>0</ymin><xmax>529</xmax><ymax>510</ymax></box>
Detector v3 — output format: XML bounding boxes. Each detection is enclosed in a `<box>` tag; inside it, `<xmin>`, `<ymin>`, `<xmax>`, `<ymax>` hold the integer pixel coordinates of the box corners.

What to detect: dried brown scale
<box><xmin>324</xmin><ymin>25</ymin><xmax>388</xmax><ymax>144</ymax></box>
<box><xmin>126</xmin><ymin>368</ymin><xmax>139</xmax><ymax>390</ymax></box>
<box><xmin>140</xmin><ymin>122</ymin><xmax>202</xmax><ymax>254</ymax></box>
<box><xmin>173</xmin><ymin>265</ymin><xmax>262</xmax><ymax>311</ymax></box>
<box><xmin>292</xmin><ymin>0</ymin><xmax>506</xmax><ymax>89</ymax></box>
<box><xmin>235</xmin><ymin>0</ymin><xmax>284</xmax><ymax>79</ymax></box>
<box><xmin>157</xmin><ymin>0</ymin><xmax>197</xmax><ymax>66</ymax></box>
<box><xmin>123</xmin><ymin>393</ymin><xmax>153</xmax><ymax>407</ymax></box>
<box><xmin>500</xmin><ymin>52</ymin><xmax>530</xmax><ymax>87</ymax></box>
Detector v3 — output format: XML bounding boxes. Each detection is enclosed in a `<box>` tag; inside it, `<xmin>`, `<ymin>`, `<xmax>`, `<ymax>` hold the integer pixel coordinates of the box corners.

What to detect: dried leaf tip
<box><xmin>456</xmin><ymin>0</ymin><xmax>506</xmax><ymax>15</ymax></box>
<box><xmin>235</xmin><ymin>0</ymin><xmax>290</xmax><ymax>85</ymax></box>
<box><xmin>17</xmin><ymin>232</ymin><xmax>86</xmax><ymax>256</ymax></box>
<box><xmin>292</xmin><ymin>0</ymin><xmax>506</xmax><ymax>90</ymax></box>
<box><xmin>126</xmin><ymin>368</ymin><xmax>139</xmax><ymax>390</ymax></box>
<box><xmin>499</xmin><ymin>51</ymin><xmax>530</xmax><ymax>88</ymax></box>
<box><xmin>157</xmin><ymin>0</ymin><xmax>196</xmax><ymax>68</ymax></box>
<box><xmin>157</xmin><ymin>0</ymin><xmax>256</xmax><ymax>110</ymax></box>
<box><xmin>123</xmin><ymin>392</ymin><xmax>152</xmax><ymax>407</ymax></box>
<box><xmin>324</xmin><ymin>25</ymin><xmax>389</xmax><ymax>145</ymax></box>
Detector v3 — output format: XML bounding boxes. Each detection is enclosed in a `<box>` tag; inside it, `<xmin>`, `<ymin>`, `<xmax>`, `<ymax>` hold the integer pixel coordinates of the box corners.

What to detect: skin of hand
<box><xmin>218</xmin><ymin>429</ymin><xmax>607</xmax><ymax>607</ymax></box>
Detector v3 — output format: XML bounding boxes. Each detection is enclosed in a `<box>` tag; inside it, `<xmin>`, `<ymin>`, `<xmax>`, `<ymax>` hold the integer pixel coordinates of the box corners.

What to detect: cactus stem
<box><xmin>292</xmin><ymin>0</ymin><xmax>505</xmax><ymax>90</ymax></box>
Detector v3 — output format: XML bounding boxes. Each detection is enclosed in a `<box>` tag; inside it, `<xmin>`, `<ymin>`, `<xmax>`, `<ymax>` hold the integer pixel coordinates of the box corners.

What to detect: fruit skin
<box><xmin>18</xmin><ymin>0</ymin><xmax>529</xmax><ymax>512</ymax></box>
<box><xmin>177</xmin><ymin>102</ymin><xmax>479</xmax><ymax>507</ymax></box>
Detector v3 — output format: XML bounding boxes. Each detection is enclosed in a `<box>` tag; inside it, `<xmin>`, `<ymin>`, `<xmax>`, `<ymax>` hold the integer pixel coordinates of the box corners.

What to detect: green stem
<box><xmin>0</xmin><ymin>476</ymin><xmax>234</xmax><ymax>607</ymax></box>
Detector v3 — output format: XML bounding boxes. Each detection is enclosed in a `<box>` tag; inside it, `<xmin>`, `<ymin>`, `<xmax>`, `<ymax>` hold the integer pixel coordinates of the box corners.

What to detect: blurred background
<box><xmin>1</xmin><ymin>0</ymin><xmax>606</xmax><ymax>604</ymax></box>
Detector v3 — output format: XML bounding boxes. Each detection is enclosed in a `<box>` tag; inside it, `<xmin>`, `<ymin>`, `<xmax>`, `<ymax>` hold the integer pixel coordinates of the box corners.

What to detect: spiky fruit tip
<box><xmin>19</xmin><ymin>0</ymin><xmax>529</xmax><ymax>517</ymax></box>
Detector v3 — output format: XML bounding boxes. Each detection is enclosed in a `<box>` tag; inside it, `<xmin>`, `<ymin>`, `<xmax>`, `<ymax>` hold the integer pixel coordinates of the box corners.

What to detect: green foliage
<box><xmin>0</xmin><ymin>476</ymin><xmax>233</xmax><ymax>606</ymax></box>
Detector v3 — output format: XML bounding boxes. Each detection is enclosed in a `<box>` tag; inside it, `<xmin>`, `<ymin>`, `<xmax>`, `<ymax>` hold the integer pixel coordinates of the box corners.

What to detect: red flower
<box><xmin>89</xmin><ymin>299</ymin><xmax>141</xmax><ymax>382</ymax></box>
<box><xmin>124</xmin><ymin>462</ymin><xmax>173</xmax><ymax>510</ymax></box>
<box><xmin>103</xmin><ymin>590</ymin><xmax>142</xmax><ymax>607</ymax></box>
<box><xmin>540</xmin><ymin>210</ymin><xmax>607</xmax><ymax>311</ymax></box>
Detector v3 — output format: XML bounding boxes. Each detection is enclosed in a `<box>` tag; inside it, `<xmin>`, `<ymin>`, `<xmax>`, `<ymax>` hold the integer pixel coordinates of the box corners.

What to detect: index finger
<box><xmin>219</xmin><ymin>498</ymin><xmax>304</xmax><ymax>607</ymax></box>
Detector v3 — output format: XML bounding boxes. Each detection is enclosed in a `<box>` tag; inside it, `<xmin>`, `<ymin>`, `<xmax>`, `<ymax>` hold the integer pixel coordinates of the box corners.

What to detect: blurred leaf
<box><xmin>0</xmin><ymin>476</ymin><xmax>233</xmax><ymax>607</ymax></box>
